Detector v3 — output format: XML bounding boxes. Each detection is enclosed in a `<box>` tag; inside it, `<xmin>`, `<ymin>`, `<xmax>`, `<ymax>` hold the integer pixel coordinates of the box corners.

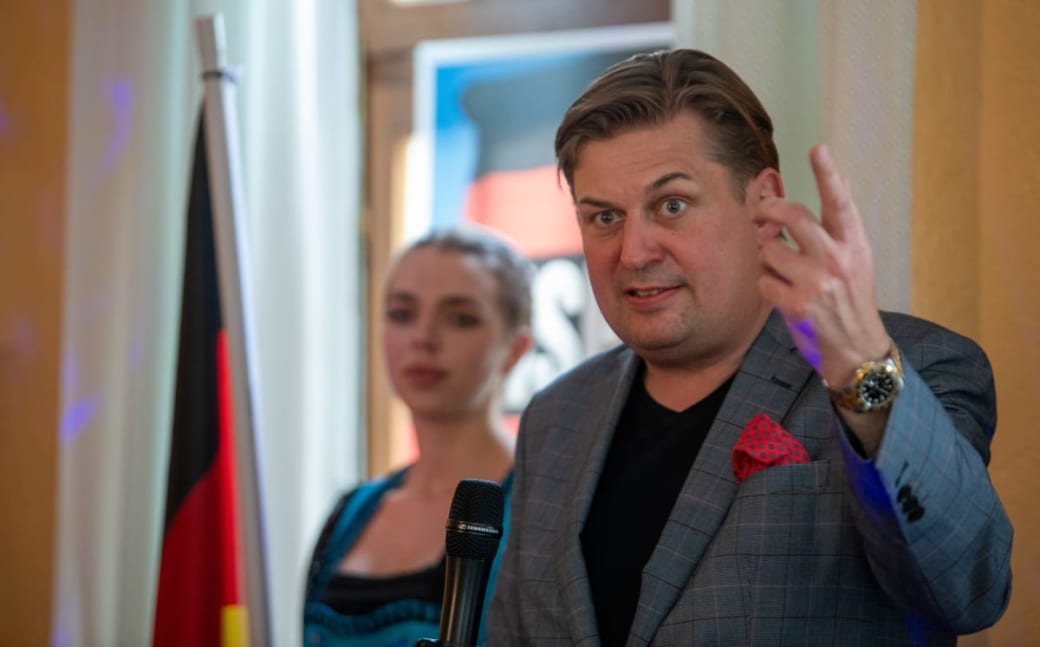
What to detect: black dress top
<box><xmin>319</xmin><ymin>558</ymin><xmax>446</xmax><ymax>616</ymax></box>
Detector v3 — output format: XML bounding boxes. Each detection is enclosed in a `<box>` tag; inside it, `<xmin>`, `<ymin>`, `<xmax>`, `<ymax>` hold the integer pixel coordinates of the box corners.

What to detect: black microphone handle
<box><xmin>439</xmin><ymin>554</ymin><xmax>494</xmax><ymax>646</ymax></box>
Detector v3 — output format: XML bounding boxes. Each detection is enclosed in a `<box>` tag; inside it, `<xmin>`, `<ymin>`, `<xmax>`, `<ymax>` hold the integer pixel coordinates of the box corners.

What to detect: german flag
<box><xmin>153</xmin><ymin>115</ymin><xmax>248</xmax><ymax>647</ymax></box>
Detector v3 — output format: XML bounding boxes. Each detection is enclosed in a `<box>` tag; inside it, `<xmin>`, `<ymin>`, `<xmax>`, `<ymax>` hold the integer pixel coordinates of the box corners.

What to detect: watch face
<box><xmin>859</xmin><ymin>368</ymin><xmax>898</xmax><ymax>407</ymax></box>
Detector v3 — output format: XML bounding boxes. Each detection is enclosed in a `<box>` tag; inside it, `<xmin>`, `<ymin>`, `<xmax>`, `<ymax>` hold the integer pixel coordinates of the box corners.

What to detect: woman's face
<box><xmin>382</xmin><ymin>247</ymin><xmax>525</xmax><ymax>421</ymax></box>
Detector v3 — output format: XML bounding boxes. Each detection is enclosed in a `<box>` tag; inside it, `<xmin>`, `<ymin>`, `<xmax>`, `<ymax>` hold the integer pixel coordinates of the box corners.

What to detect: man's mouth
<box><xmin>630</xmin><ymin>288</ymin><xmax>664</xmax><ymax>297</ymax></box>
<box><xmin>626</xmin><ymin>287</ymin><xmax>674</xmax><ymax>298</ymax></box>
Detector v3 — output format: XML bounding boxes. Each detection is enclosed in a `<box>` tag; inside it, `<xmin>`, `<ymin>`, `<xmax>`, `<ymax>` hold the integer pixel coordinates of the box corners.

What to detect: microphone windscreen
<box><xmin>445</xmin><ymin>479</ymin><xmax>504</xmax><ymax>560</ymax></box>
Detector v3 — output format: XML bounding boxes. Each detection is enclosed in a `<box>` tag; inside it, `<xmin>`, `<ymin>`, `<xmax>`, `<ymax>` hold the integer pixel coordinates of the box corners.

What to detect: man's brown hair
<box><xmin>555</xmin><ymin>49</ymin><xmax>779</xmax><ymax>199</ymax></box>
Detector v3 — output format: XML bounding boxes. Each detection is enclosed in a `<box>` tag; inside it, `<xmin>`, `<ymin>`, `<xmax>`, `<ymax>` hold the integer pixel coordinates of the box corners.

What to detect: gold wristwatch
<box><xmin>827</xmin><ymin>342</ymin><xmax>904</xmax><ymax>413</ymax></box>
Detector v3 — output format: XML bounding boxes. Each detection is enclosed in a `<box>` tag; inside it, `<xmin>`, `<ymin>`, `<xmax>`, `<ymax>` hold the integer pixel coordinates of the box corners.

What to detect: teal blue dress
<box><xmin>303</xmin><ymin>467</ymin><xmax>512</xmax><ymax>646</ymax></box>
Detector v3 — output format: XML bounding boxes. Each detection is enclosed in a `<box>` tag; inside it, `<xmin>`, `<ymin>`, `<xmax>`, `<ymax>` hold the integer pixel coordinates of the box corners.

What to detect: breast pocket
<box><xmin>737</xmin><ymin>458</ymin><xmax>835</xmax><ymax>496</ymax></box>
<box><xmin>730</xmin><ymin>460</ymin><xmax>844</xmax><ymax>551</ymax></box>
<box><xmin>731</xmin><ymin>460</ymin><xmax>851</xmax><ymax>582</ymax></box>
<box><xmin>726</xmin><ymin>460</ymin><xmax>866</xmax><ymax>629</ymax></box>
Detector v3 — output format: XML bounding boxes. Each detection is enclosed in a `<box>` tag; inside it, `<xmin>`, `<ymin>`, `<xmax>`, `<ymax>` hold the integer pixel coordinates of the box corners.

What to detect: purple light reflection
<box><xmin>59</xmin><ymin>353</ymin><xmax>101</xmax><ymax>443</ymax></box>
<box><xmin>784</xmin><ymin>314</ymin><xmax>821</xmax><ymax>372</ymax></box>
<box><xmin>59</xmin><ymin>395</ymin><xmax>101</xmax><ymax>444</ymax></box>
<box><xmin>50</xmin><ymin>621</ymin><xmax>70</xmax><ymax>647</ymax></box>
<box><xmin>98</xmin><ymin>78</ymin><xmax>133</xmax><ymax>178</ymax></box>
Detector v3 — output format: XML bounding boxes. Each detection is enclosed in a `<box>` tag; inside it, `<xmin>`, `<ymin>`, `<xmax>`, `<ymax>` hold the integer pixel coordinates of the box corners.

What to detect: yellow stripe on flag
<box><xmin>221</xmin><ymin>605</ymin><xmax>249</xmax><ymax>647</ymax></box>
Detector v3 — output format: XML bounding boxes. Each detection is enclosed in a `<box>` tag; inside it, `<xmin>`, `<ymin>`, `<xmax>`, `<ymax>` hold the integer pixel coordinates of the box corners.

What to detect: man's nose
<box><xmin>618</xmin><ymin>217</ymin><xmax>663</xmax><ymax>269</ymax></box>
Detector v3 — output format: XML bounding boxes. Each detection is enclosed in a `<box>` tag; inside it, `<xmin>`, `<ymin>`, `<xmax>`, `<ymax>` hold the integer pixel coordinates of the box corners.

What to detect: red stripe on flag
<box><xmin>153</xmin><ymin>332</ymin><xmax>244</xmax><ymax>646</ymax></box>
<box><xmin>215</xmin><ymin>330</ymin><xmax>243</xmax><ymax>608</ymax></box>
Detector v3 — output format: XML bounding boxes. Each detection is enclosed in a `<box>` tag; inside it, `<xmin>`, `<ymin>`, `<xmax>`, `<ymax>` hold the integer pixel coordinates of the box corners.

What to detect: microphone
<box><xmin>416</xmin><ymin>478</ymin><xmax>504</xmax><ymax>647</ymax></box>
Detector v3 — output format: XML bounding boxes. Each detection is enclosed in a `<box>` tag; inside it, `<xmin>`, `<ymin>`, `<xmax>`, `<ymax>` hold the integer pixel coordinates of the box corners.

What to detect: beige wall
<box><xmin>914</xmin><ymin>0</ymin><xmax>1040</xmax><ymax>642</ymax></box>
<box><xmin>0</xmin><ymin>1</ymin><xmax>69</xmax><ymax>643</ymax></box>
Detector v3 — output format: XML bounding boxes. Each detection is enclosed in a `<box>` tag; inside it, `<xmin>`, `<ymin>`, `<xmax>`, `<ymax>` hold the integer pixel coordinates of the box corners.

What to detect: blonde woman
<box><xmin>304</xmin><ymin>227</ymin><xmax>533</xmax><ymax>646</ymax></box>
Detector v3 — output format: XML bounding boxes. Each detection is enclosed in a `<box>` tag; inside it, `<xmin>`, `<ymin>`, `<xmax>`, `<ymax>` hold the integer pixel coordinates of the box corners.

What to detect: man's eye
<box><xmin>595</xmin><ymin>210</ymin><xmax>620</xmax><ymax>226</ymax></box>
<box><xmin>660</xmin><ymin>198</ymin><xmax>687</xmax><ymax>217</ymax></box>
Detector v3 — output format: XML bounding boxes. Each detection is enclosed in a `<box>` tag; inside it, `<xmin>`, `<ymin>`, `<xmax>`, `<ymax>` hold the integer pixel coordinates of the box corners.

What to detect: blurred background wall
<box><xmin>1</xmin><ymin>0</ymin><xmax>1036</xmax><ymax>644</ymax></box>
<box><xmin>0</xmin><ymin>3</ymin><xmax>68</xmax><ymax>645</ymax></box>
<box><xmin>2</xmin><ymin>1</ymin><xmax>363</xmax><ymax>644</ymax></box>
<box><xmin>912</xmin><ymin>1</ymin><xmax>1040</xmax><ymax>641</ymax></box>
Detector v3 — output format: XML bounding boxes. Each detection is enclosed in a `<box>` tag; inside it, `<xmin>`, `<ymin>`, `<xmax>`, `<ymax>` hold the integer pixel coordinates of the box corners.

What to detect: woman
<box><xmin>303</xmin><ymin>227</ymin><xmax>534</xmax><ymax>646</ymax></box>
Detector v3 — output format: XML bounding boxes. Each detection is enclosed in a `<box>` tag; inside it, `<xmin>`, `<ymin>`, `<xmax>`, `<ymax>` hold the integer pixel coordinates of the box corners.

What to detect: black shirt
<box><xmin>580</xmin><ymin>370</ymin><xmax>734</xmax><ymax>646</ymax></box>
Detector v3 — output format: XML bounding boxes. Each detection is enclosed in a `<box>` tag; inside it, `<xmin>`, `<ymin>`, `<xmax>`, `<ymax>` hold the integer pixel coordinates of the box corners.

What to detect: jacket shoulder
<box><xmin>880</xmin><ymin>310</ymin><xmax>989</xmax><ymax>364</ymax></box>
<box><xmin>533</xmin><ymin>344</ymin><xmax>632</xmax><ymax>398</ymax></box>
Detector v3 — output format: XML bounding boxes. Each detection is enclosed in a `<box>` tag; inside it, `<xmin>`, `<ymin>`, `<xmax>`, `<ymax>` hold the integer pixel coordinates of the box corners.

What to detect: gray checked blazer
<box><xmin>486</xmin><ymin>310</ymin><xmax>1012</xmax><ymax>646</ymax></box>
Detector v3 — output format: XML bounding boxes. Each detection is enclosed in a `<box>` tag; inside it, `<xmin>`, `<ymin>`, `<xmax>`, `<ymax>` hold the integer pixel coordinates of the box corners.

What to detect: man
<box><xmin>486</xmin><ymin>49</ymin><xmax>1012</xmax><ymax>645</ymax></box>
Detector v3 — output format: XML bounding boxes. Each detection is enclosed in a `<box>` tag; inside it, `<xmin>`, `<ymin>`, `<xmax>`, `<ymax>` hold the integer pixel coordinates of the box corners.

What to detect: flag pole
<box><xmin>194</xmin><ymin>14</ymin><xmax>272</xmax><ymax>647</ymax></box>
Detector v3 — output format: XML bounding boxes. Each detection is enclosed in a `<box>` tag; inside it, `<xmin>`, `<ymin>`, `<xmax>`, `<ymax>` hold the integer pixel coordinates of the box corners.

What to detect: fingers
<box><xmin>810</xmin><ymin>144</ymin><xmax>855</xmax><ymax>241</ymax></box>
<box><xmin>758</xmin><ymin>267</ymin><xmax>815</xmax><ymax>363</ymax></box>
<box><xmin>758</xmin><ymin>145</ymin><xmax>863</xmax><ymax>252</ymax></box>
<box><xmin>758</xmin><ymin>236</ymin><xmax>815</xmax><ymax>289</ymax></box>
<box><xmin>758</xmin><ymin>237</ymin><xmax>842</xmax><ymax>329</ymax></box>
<box><xmin>755</xmin><ymin>198</ymin><xmax>829</xmax><ymax>259</ymax></box>
<box><xmin>758</xmin><ymin>146</ymin><xmax>887</xmax><ymax>387</ymax></box>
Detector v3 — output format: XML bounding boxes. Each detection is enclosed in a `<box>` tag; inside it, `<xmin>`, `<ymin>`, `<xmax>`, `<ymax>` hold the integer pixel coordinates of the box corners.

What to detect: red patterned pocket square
<box><xmin>733</xmin><ymin>413</ymin><xmax>811</xmax><ymax>483</ymax></box>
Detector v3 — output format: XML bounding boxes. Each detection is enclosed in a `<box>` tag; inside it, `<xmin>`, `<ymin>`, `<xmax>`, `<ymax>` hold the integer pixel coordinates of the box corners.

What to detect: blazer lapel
<box><xmin>554</xmin><ymin>348</ymin><xmax>642</xmax><ymax>646</ymax></box>
<box><xmin>627</xmin><ymin>311</ymin><xmax>815</xmax><ymax>646</ymax></box>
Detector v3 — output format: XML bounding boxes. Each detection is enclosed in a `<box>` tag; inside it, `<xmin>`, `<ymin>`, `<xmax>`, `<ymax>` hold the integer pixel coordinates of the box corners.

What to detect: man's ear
<box><xmin>748</xmin><ymin>168</ymin><xmax>785</xmax><ymax>242</ymax></box>
<box><xmin>750</xmin><ymin>167</ymin><xmax>784</xmax><ymax>202</ymax></box>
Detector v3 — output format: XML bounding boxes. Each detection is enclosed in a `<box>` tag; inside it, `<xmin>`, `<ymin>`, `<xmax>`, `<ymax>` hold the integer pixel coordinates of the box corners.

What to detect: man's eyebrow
<box><xmin>576</xmin><ymin>196</ymin><xmax>615</xmax><ymax>209</ymax></box>
<box><xmin>577</xmin><ymin>172</ymin><xmax>695</xmax><ymax>208</ymax></box>
<box><xmin>648</xmin><ymin>171</ymin><xmax>694</xmax><ymax>193</ymax></box>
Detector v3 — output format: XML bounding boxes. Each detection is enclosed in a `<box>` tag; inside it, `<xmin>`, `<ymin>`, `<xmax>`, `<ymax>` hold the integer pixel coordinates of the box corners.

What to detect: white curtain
<box><xmin>673</xmin><ymin>0</ymin><xmax>916</xmax><ymax>311</ymax></box>
<box><xmin>52</xmin><ymin>1</ymin><xmax>362</xmax><ymax>645</ymax></box>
